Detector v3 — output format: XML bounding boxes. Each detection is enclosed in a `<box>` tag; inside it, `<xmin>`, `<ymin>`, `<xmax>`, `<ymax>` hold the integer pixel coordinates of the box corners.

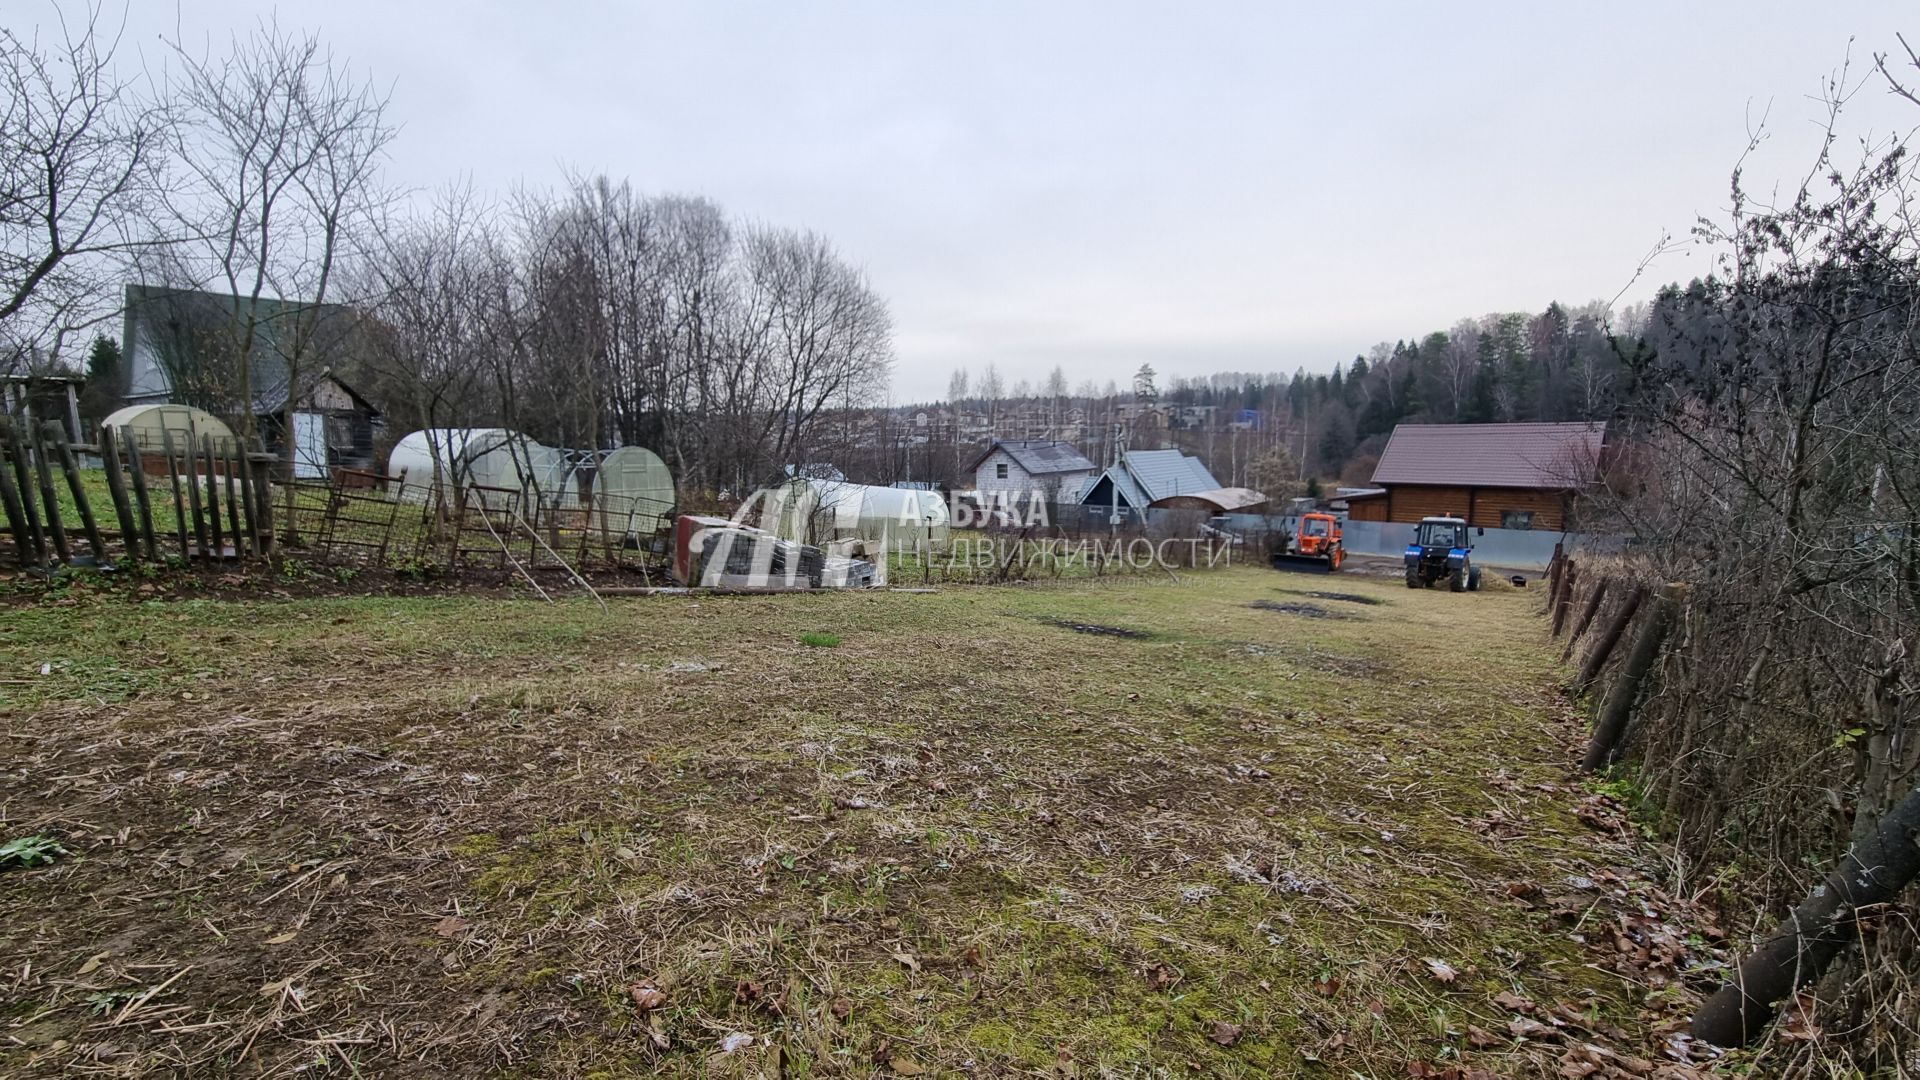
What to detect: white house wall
<box><xmin>973</xmin><ymin>448</ymin><xmax>1093</xmax><ymax>503</ymax></box>
<box><xmin>974</xmin><ymin>448</ymin><xmax>1029</xmax><ymax>498</ymax></box>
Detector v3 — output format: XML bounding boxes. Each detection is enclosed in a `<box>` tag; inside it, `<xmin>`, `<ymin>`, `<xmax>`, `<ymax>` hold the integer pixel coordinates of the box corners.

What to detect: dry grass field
<box><xmin>1</xmin><ymin>567</ymin><xmax>1720</xmax><ymax>1077</ymax></box>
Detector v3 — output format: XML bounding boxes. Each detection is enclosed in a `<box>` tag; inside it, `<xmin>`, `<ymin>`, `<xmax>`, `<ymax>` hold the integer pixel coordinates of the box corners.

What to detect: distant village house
<box><xmin>970</xmin><ymin>439</ymin><xmax>1097</xmax><ymax>503</ymax></box>
<box><xmin>1077</xmin><ymin>448</ymin><xmax>1223</xmax><ymax>513</ymax></box>
<box><xmin>121</xmin><ymin>284</ymin><xmax>384</xmax><ymax>477</ymax></box>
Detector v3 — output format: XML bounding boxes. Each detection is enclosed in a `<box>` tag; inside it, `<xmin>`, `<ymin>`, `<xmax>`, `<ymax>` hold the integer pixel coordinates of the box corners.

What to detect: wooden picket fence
<box><xmin>0</xmin><ymin>414</ymin><xmax>674</xmax><ymax>581</ymax></box>
<box><xmin>1</xmin><ymin>414</ymin><xmax>275</xmax><ymax>571</ymax></box>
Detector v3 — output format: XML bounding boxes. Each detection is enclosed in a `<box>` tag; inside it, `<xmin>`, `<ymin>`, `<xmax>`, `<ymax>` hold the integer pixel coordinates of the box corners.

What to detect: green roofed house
<box><xmin>120</xmin><ymin>284</ymin><xmax>384</xmax><ymax>478</ymax></box>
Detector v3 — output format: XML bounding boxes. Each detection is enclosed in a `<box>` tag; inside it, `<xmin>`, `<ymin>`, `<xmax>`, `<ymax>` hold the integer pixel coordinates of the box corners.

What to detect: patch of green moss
<box><xmin>450</xmin><ymin>832</ymin><xmax>501</xmax><ymax>858</ymax></box>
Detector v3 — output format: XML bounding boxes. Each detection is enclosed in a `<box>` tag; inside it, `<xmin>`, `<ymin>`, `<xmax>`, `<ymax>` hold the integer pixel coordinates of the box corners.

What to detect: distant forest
<box><xmin>923</xmin><ymin>297</ymin><xmax>1657</xmax><ymax>489</ymax></box>
<box><xmin>1162</xmin><ymin>298</ymin><xmax>1641</xmax><ymax>483</ymax></box>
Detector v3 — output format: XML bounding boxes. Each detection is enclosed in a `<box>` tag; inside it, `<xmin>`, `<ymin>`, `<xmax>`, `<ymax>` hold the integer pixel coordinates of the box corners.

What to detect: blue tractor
<box><xmin>1405</xmin><ymin>515</ymin><xmax>1482</xmax><ymax>592</ymax></box>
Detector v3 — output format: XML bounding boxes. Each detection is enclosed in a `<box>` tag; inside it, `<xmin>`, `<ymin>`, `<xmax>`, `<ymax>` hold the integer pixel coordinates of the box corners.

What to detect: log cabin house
<box><xmin>1345</xmin><ymin>421</ymin><xmax>1605</xmax><ymax>531</ymax></box>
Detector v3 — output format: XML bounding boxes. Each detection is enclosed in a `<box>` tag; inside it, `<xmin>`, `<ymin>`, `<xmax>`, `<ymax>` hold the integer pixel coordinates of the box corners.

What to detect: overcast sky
<box><xmin>93</xmin><ymin>2</ymin><xmax>1920</xmax><ymax>400</ymax></box>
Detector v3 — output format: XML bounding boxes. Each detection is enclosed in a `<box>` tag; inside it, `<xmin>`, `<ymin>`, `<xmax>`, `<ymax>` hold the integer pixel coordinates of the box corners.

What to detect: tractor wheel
<box><xmin>1449</xmin><ymin>568</ymin><xmax>1466</xmax><ymax>592</ymax></box>
<box><xmin>1328</xmin><ymin>547</ymin><xmax>1343</xmax><ymax>572</ymax></box>
<box><xmin>1467</xmin><ymin>565</ymin><xmax>1483</xmax><ymax>591</ymax></box>
<box><xmin>1405</xmin><ymin>569</ymin><xmax>1421</xmax><ymax>589</ymax></box>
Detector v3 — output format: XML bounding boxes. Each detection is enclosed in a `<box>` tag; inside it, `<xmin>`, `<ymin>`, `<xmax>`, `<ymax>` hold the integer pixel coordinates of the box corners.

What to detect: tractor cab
<box><xmin>1271</xmin><ymin>511</ymin><xmax>1345</xmax><ymax>574</ymax></box>
<box><xmin>1415</xmin><ymin>517</ymin><xmax>1468</xmax><ymax>550</ymax></box>
<box><xmin>1405</xmin><ymin>515</ymin><xmax>1481</xmax><ymax>592</ymax></box>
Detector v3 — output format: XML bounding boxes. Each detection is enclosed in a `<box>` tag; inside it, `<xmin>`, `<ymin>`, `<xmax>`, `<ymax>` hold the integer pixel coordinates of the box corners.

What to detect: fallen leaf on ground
<box><xmin>1510</xmin><ymin>1016</ymin><xmax>1559</xmax><ymax>1041</ymax></box>
<box><xmin>1494</xmin><ymin>990</ymin><xmax>1536</xmax><ymax>1013</ymax></box>
<box><xmin>628</xmin><ymin>984</ymin><xmax>667</xmax><ymax>1011</ymax></box>
<box><xmin>1778</xmin><ymin>990</ymin><xmax>1821</xmax><ymax>1042</ymax></box>
<box><xmin>1210</xmin><ymin>1021</ymin><xmax>1242</xmax><ymax>1046</ymax></box>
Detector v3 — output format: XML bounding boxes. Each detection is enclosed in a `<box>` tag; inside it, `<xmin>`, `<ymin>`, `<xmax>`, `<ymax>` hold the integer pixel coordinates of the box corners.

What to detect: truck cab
<box><xmin>1405</xmin><ymin>516</ymin><xmax>1481</xmax><ymax>592</ymax></box>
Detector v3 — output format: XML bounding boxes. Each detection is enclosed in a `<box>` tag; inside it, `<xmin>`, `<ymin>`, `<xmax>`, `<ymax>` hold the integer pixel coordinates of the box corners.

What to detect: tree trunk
<box><xmin>1577</xmin><ymin>584</ymin><xmax>1649</xmax><ymax>691</ymax></box>
<box><xmin>1582</xmin><ymin>584</ymin><xmax>1684</xmax><ymax>771</ymax></box>
<box><xmin>1551</xmin><ymin>560</ymin><xmax>1580</xmax><ymax>636</ymax></box>
<box><xmin>1561</xmin><ymin>576</ymin><xmax>1611</xmax><ymax>660</ymax></box>
<box><xmin>1691</xmin><ymin>780</ymin><xmax>1920</xmax><ymax>1046</ymax></box>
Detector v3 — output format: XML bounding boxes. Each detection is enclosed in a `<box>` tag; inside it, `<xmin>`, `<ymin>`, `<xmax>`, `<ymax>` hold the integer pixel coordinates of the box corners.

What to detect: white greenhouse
<box><xmin>592</xmin><ymin>446</ymin><xmax>676</xmax><ymax>535</ymax></box>
<box><xmin>99</xmin><ymin>404</ymin><xmax>239</xmax><ymax>454</ymax></box>
<box><xmin>387</xmin><ymin>428</ymin><xmax>566</xmax><ymax>513</ymax></box>
<box><xmin>784</xmin><ymin>479</ymin><xmax>949</xmax><ymax>545</ymax></box>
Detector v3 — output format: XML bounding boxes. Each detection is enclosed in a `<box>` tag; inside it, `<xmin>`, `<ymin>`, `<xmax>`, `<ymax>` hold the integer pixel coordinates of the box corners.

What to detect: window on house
<box><xmin>1501</xmin><ymin>509</ymin><xmax>1535</xmax><ymax>531</ymax></box>
<box><xmin>995</xmin><ymin>463</ymin><xmax>1009</xmax><ymax>479</ymax></box>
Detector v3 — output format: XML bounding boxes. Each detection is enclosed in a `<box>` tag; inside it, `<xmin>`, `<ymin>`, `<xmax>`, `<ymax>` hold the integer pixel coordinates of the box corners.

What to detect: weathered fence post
<box><xmin>1550</xmin><ymin>559</ymin><xmax>1580</xmax><ymax>636</ymax></box>
<box><xmin>50</xmin><ymin>422</ymin><xmax>108</xmax><ymax>564</ymax></box>
<box><xmin>1582</xmin><ymin>582</ymin><xmax>1686</xmax><ymax>771</ymax></box>
<box><xmin>221</xmin><ymin>443</ymin><xmax>241</xmax><ymax>551</ymax></box>
<box><xmin>236</xmin><ymin>443</ymin><xmax>258</xmax><ymax>558</ymax></box>
<box><xmin>1692</xmin><ymin>780</ymin><xmax>1920</xmax><ymax>1046</ymax></box>
<box><xmin>1</xmin><ymin>415</ymin><xmax>46</xmax><ymax>567</ymax></box>
<box><xmin>100</xmin><ymin>426</ymin><xmax>138</xmax><ymax>556</ymax></box>
<box><xmin>1576</xmin><ymin>583</ymin><xmax>1648</xmax><ymax>691</ymax></box>
<box><xmin>202</xmin><ymin>435</ymin><xmax>223</xmax><ymax>557</ymax></box>
<box><xmin>31</xmin><ymin>422</ymin><xmax>70</xmax><ymax>564</ymax></box>
<box><xmin>0</xmin><ymin>457</ymin><xmax>29</xmax><ymax>567</ymax></box>
<box><xmin>0</xmin><ymin>416</ymin><xmax>36</xmax><ymax>568</ymax></box>
<box><xmin>169</xmin><ymin>428</ymin><xmax>205</xmax><ymax>558</ymax></box>
<box><xmin>0</xmin><ymin>409</ymin><xmax>42</xmax><ymax>564</ymax></box>
<box><xmin>123</xmin><ymin>428</ymin><xmax>158</xmax><ymax>561</ymax></box>
<box><xmin>1562</xmin><ymin>576</ymin><xmax>1611</xmax><ymax>660</ymax></box>
<box><xmin>250</xmin><ymin>446</ymin><xmax>275</xmax><ymax>554</ymax></box>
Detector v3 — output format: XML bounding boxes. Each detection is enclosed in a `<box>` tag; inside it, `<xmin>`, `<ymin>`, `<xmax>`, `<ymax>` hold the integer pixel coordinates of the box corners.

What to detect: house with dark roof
<box><xmin>1349</xmin><ymin>422</ymin><xmax>1605</xmax><ymax>531</ymax></box>
<box><xmin>969</xmin><ymin>439</ymin><xmax>1097</xmax><ymax>503</ymax></box>
<box><xmin>1076</xmin><ymin>449</ymin><xmax>1221</xmax><ymax>513</ymax></box>
<box><xmin>121</xmin><ymin>284</ymin><xmax>384</xmax><ymax>476</ymax></box>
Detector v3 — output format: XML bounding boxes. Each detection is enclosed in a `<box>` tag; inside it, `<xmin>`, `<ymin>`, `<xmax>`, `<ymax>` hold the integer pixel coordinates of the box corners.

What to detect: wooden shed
<box><xmin>1368</xmin><ymin>422</ymin><xmax>1605</xmax><ymax>531</ymax></box>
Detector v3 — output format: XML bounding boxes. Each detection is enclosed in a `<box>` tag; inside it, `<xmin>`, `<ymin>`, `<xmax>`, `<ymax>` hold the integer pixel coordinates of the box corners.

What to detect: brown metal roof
<box><xmin>1371</xmin><ymin>422</ymin><xmax>1605</xmax><ymax>489</ymax></box>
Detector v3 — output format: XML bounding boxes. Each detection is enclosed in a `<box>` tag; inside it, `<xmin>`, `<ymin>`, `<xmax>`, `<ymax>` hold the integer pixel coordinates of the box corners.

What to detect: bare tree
<box><xmin>147</xmin><ymin>18</ymin><xmax>393</xmax><ymax>462</ymax></box>
<box><xmin>0</xmin><ymin>4</ymin><xmax>164</xmax><ymax>370</ymax></box>
<box><xmin>351</xmin><ymin>184</ymin><xmax>504</xmax><ymax>445</ymax></box>
<box><xmin>978</xmin><ymin>362</ymin><xmax>1003</xmax><ymax>429</ymax></box>
<box><xmin>1044</xmin><ymin>364</ymin><xmax>1067</xmax><ymax>433</ymax></box>
<box><xmin>743</xmin><ymin>224</ymin><xmax>891</xmax><ymax>475</ymax></box>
